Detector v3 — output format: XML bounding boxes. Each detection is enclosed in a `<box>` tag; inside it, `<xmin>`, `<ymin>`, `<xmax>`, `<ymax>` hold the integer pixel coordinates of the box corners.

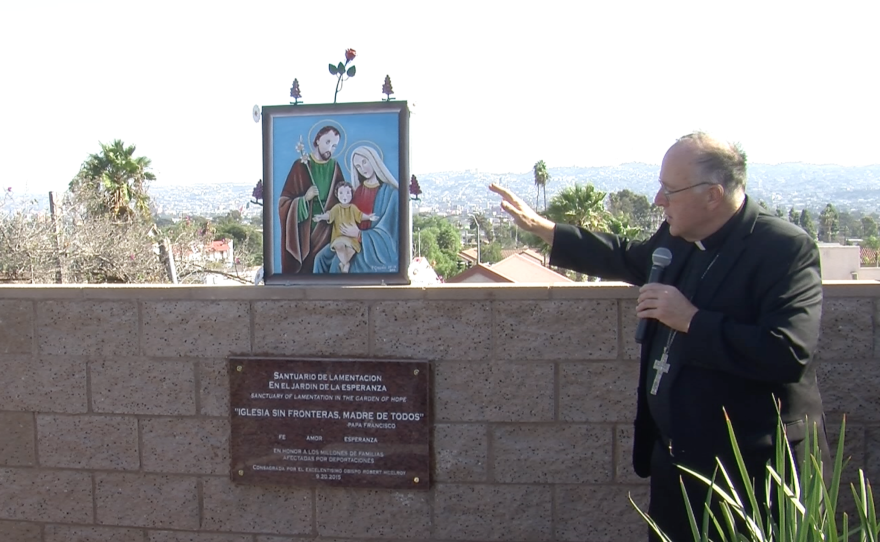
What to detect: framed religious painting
<box><xmin>261</xmin><ymin>101</ymin><xmax>411</xmax><ymax>285</ymax></box>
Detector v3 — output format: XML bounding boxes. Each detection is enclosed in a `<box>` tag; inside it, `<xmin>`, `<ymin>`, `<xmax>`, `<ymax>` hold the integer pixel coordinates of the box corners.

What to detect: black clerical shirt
<box><xmin>645</xmin><ymin>204</ymin><xmax>746</xmax><ymax>439</ymax></box>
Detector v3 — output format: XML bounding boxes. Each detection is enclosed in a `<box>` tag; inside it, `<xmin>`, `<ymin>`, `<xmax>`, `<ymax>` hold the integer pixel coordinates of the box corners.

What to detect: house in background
<box><xmin>206</xmin><ymin>239</ymin><xmax>234</xmax><ymax>264</ymax></box>
<box><xmin>174</xmin><ymin>238</ymin><xmax>235</xmax><ymax>265</ymax></box>
<box><xmin>458</xmin><ymin>247</ymin><xmax>546</xmax><ymax>267</ymax></box>
<box><xmin>447</xmin><ymin>251</ymin><xmax>572</xmax><ymax>284</ymax></box>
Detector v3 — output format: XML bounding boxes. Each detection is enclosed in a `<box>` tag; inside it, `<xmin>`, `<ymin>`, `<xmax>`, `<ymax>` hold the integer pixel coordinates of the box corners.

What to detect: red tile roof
<box><xmin>208</xmin><ymin>240</ymin><xmax>230</xmax><ymax>252</ymax></box>
<box><xmin>447</xmin><ymin>253</ymin><xmax>571</xmax><ymax>283</ymax></box>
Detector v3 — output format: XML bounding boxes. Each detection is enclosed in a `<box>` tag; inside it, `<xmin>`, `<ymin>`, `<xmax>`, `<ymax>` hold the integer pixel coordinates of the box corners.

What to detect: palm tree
<box><xmin>541</xmin><ymin>183</ymin><xmax>609</xmax><ymax>282</ymax></box>
<box><xmin>70</xmin><ymin>139</ymin><xmax>156</xmax><ymax>221</ymax></box>
<box><xmin>544</xmin><ymin>183</ymin><xmax>609</xmax><ymax>231</ymax></box>
<box><xmin>533</xmin><ymin>160</ymin><xmax>550</xmax><ymax>211</ymax></box>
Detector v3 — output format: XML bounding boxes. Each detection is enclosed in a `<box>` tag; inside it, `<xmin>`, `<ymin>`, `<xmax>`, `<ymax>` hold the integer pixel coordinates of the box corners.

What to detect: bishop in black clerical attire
<box><xmin>491</xmin><ymin>132</ymin><xmax>829</xmax><ymax>542</ymax></box>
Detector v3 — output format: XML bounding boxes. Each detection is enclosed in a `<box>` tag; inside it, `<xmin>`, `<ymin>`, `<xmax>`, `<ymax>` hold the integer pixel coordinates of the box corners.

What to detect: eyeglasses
<box><xmin>658</xmin><ymin>181</ymin><xmax>714</xmax><ymax>198</ymax></box>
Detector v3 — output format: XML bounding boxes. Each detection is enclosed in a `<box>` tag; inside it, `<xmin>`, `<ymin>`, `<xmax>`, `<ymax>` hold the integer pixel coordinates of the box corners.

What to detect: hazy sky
<box><xmin>1</xmin><ymin>0</ymin><xmax>877</xmax><ymax>194</ymax></box>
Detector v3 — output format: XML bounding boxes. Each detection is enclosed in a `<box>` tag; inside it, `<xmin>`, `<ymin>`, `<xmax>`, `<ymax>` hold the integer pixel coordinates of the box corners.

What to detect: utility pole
<box><xmin>160</xmin><ymin>238</ymin><xmax>179</xmax><ymax>284</ymax></box>
<box><xmin>48</xmin><ymin>191</ymin><xmax>63</xmax><ymax>283</ymax></box>
<box><xmin>468</xmin><ymin>213</ymin><xmax>481</xmax><ymax>264</ymax></box>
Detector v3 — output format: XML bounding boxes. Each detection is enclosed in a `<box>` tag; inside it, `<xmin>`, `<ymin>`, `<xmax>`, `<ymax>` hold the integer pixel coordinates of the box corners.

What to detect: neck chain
<box><xmin>651</xmin><ymin>251</ymin><xmax>721</xmax><ymax>394</ymax></box>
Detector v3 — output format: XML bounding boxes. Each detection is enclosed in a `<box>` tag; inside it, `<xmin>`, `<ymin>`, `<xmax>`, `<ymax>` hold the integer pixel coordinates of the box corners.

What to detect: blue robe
<box><xmin>313</xmin><ymin>182</ymin><xmax>399</xmax><ymax>273</ymax></box>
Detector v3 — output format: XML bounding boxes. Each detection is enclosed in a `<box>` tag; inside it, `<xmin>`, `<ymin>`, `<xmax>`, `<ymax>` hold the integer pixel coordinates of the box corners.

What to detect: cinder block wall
<box><xmin>0</xmin><ymin>282</ymin><xmax>877</xmax><ymax>542</ymax></box>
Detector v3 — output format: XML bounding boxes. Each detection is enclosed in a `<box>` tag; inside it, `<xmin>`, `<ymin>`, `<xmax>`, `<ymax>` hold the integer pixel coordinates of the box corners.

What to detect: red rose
<box><xmin>344</xmin><ymin>48</ymin><xmax>356</xmax><ymax>62</ymax></box>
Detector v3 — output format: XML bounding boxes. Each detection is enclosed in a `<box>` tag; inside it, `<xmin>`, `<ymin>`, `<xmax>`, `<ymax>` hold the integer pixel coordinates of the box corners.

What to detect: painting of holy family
<box><xmin>261</xmin><ymin>101</ymin><xmax>410</xmax><ymax>284</ymax></box>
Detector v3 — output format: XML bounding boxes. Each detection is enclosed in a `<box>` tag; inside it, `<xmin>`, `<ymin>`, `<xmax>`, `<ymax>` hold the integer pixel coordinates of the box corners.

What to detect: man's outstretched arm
<box><xmin>489</xmin><ymin>184</ymin><xmax>555</xmax><ymax>244</ymax></box>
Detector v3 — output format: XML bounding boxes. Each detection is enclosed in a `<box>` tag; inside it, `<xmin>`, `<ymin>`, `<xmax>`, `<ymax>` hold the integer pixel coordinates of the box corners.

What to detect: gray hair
<box><xmin>677</xmin><ymin>132</ymin><xmax>748</xmax><ymax>194</ymax></box>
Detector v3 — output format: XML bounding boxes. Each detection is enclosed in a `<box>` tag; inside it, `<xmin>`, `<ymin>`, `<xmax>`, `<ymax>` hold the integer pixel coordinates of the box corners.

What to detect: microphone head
<box><xmin>652</xmin><ymin>247</ymin><xmax>673</xmax><ymax>268</ymax></box>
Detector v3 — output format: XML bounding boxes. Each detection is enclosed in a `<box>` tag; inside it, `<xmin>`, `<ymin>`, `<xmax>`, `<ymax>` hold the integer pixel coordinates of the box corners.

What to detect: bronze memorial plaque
<box><xmin>229</xmin><ymin>357</ymin><xmax>430</xmax><ymax>490</ymax></box>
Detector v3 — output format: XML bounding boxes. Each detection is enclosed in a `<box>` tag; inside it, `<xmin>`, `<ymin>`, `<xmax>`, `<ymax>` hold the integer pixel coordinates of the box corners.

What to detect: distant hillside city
<box><xmin>3</xmin><ymin>161</ymin><xmax>879</xmax><ymax>285</ymax></box>
<box><xmin>8</xmin><ymin>162</ymin><xmax>880</xmax><ymax>221</ymax></box>
<box><xmin>153</xmin><ymin>162</ymin><xmax>880</xmax><ymax>220</ymax></box>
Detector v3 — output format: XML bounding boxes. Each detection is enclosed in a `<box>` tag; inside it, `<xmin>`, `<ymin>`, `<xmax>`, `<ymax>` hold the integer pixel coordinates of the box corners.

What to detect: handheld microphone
<box><xmin>635</xmin><ymin>247</ymin><xmax>673</xmax><ymax>344</ymax></box>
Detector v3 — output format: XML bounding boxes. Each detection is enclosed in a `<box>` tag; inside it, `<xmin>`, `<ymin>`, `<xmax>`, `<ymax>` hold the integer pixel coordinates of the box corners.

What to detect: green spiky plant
<box><xmin>631</xmin><ymin>408</ymin><xmax>878</xmax><ymax>541</ymax></box>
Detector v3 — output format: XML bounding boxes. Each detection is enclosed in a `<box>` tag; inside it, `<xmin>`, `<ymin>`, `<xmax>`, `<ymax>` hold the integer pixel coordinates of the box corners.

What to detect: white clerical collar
<box><xmin>695</xmin><ymin>240</ymin><xmax>707</xmax><ymax>251</ymax></box>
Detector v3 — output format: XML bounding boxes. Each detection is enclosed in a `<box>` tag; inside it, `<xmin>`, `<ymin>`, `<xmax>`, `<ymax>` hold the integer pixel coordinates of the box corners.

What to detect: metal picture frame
<box><xmin>261</xmin><ymin>101</ymin><xmax>410</xmax><ymax>285</ymax></box>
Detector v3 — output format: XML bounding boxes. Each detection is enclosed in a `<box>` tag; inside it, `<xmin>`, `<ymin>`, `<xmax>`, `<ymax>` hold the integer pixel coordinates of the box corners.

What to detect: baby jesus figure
<box><xmin>313</xmin><ymin>182</ymin><xmax>378</xmax><ymax>273</ymax></box>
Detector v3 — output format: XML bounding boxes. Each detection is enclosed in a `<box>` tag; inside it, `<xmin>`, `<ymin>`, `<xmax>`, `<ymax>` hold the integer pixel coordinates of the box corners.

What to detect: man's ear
<box><xmin>707</xmin><ymin>184</ymin><xmax>725</xmax><ymax>207</ymax></box>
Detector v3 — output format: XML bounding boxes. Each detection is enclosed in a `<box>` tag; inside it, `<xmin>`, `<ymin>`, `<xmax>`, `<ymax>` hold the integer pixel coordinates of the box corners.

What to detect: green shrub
<box><xmin>632</xmin><ymin>410</ymin><xmax>878</xmax><ymax>541</ymax></box>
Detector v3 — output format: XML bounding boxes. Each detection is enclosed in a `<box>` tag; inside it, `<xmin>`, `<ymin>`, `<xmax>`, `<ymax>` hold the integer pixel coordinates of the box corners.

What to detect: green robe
<box><xmin>279</xmin><ymin>157</ymin><xmax>344</xmax><ymax>274</ymax></box>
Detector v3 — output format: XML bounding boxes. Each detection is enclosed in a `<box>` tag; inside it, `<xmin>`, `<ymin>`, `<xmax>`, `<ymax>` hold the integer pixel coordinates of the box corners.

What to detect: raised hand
<box><xmin>489</xmin><ymin>183</ymin><xmax>556</xmax><ymax>244</ymax></box>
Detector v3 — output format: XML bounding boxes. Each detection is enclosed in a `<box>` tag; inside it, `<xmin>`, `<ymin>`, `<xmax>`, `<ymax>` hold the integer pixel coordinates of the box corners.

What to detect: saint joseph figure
<box><xmin>278</xmin><ymin>126</ymin><xmax>345</xmax><ymax>274</ymax></box>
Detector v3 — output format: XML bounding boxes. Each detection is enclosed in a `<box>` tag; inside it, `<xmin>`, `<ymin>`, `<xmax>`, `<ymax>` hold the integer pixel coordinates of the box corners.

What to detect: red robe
<box><xmin>352</xmin><ymin>181</ymin><xmax>380</xmax><ymax>230</ymax></box>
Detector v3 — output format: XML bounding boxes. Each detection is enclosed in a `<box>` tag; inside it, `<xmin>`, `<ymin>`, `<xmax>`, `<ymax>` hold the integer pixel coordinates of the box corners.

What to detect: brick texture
<box><xmin>433</xmin><ymin>423</ymin><xmax>488</xmax><ymax>482</ymax></box>
<box><xmin>141</xmin><ymin>301</ymin><xmax>250</xmax><ymax>358</ymax></box>
<box><xmin>37</xmin><ymin>414</ymin><xmax>139</xmax><ymax>470</ymax></box>
<box><xmin>141</xmin><ymin>418</ymin><xmax>229</xmax><ymax>475</ymax></box>
<box><xmin>316</xmin><ymin>488</ymin><xmax>431</xmax><ymax>538</ymax></box>
<box><xmin>0</xmin><ymin>356</ymin><xmax>87</xmax><ymax>413</ymax></box>
<box><xmin>818</xmin><ymin>298</ymin><xmax>874</xmax><ymax>359</ymax></box>
<box><xmin>433</xmin><ymin>362</ymin><xmax>554</xmax><ymax>422</ymax></box>
<box><xmin>492</xmin><ymin>425</ymin><xmax>613</xmax><ymax>483</ymax></box>
<box><xmin>95</xmin><ymin>473</ymin><xmax>199</xmax><ymax>529</ymax></box>
<box><xmin>91</xmin><ymin>359</ymin><xmax>196</xmax><ymax>415</ymax></box>
<box><xmin>147</xmin><ymin>532</ymin><xmax>251</xmax><ymax>542</ymax></box>
<box><xmin>0</xmin><ymin>520</ymin><xmax>41</xmax><ymax>542</ymax></box>
<box><xmin>372</xmin><ymin>301</ymin><xmax>492</xmax><ymax>360</ymax></box>
<box><xmin>36</xmin><ymin>300</ymin><xmax>138</xmax><ymax>356</ymax></box>
<box><xmin>198</xmin><ymin>359</ymin><xmax>230</xmax><ymax>417</ymax></box>
<box><xmin>560</xmin><ymin>361</ymin><xmax>639</xmax><ymax>422</ymax></box>
<box><xmin>620</xmin><ymin>299</ymin><xmax>642</xmax><ymax>360</ymax></box>
<box><xmin>253</xmin><ymin>301</ymin><xmax>368</xmax><ymax>357</ymax></box>
<box><xmin>555</xmin><ymin>484</ymin><xmax>651</xmax><ymax>542</ymax></box>
<box><xmin>818</xmin><ymin>361</ymin><xmax>880</xmax><ymax>421</ymax></box>
<box><xmin>0</xmin><ymin>284</ymin><xmax>873</xmax><ymax>540</ymax></box>
<box><xmin>201</xmin><ymin>478</ymin><xmax>312</xmax><ymax>534</ymax></box>
<box><xmin>494</xmin><ymin>300</ymin><xmax>618</xmax><ymax>360</ymax></box>
<box><xmin>0</xmin><ymin>300</ymin><xmax>33</xmax><ymax>355</ymax></box>
<box><xmin>433</xmin><ymin>484</ymin><xmax>552</xmax><ymax>541</ymax></box>
<box><xmin>0</xmin><ymin>468</ymin><xmax>93</xmax><ymax>523</ymax></box>
<box><xmin>0</xmin><ymin>413</ymin><xmax>34</xmax><ymax>466</ymax></box>
<box><xmin>45</xmin><ymin>525</ymin><xmax>146</xmax><ymax>542</ymax></box>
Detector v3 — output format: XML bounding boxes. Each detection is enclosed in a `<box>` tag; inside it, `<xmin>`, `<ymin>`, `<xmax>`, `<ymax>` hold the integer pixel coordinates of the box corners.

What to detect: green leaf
<box><xmin>337</xmin><ymin>62</ymin><xmax>345</xmax><ymax>73</ymax></box>
<box><xmin>346</xmin><ymin>65</ymin><xmax>356</xmax><ymax>77</ymax></box>
<box><xmin>328</xmin><ymin>63</ymin><xmax>338</xmax><ymax>75</ymax></box>
<box><xmin>629</xmin><ymin>494</ymin><xmax>676</xmax><ymax>542</ymax></box>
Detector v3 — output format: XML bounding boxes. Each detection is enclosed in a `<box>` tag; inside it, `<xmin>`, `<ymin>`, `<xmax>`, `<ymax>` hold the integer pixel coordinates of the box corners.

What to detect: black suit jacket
<box><xmin>551</xmin><ymin>197</ymin><xmax>828</xmax><ymax>477</ymax></box>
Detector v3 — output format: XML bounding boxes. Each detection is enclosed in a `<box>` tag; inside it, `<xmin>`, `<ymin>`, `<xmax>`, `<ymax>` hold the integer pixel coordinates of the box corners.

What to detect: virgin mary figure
<box><xmin>313</xmin><ymin>145</ymin><xmax>399</xmax><ymax>273</ymax></box>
